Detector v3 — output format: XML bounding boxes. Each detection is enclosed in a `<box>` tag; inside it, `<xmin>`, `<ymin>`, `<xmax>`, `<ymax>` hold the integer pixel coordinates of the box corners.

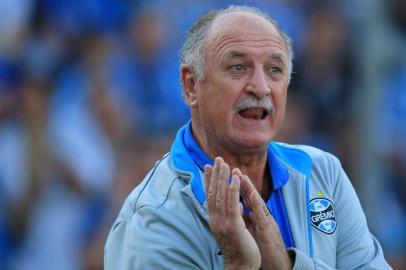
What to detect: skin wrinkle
<box><xmin>223</xmin><ymin>50</ymin><xmax>286</xmax><ymax>61</ymax></box>
<box><xmin>209</xmin><ymin>36</ymin><xmax>287</xmax><ymax>68</ymax></box>
<box><xmin>207</xmin><ymin>38</ymin><xmax>288</xmax><ymax>85</ymax></box>
<box><xmin>215</xmin><ymin>36</ymin><xmax>287</xmax><ymax>52</ymax></box>
<box><xmin>222</xmin><ymin>51</ymin><xmax>287</xmax><ymax>66</ymax></box>
<box><xmin>208</xmin><ymin>11</ymin><xmax>286</xmax><ymax>45</ymax></box>
<box><xmin>221</xmin><ymin>51</ymin><xmax>287</xmax><ymax>78</ymax></box>
<box><xmin>206</xmin><ymin>12</ymin><xmax>288</xmax><ymax>69</ymax></box>
<box><xmin>209</xmin><ymin>33</ymin><xmax>286</xmax><ymax>50</ymax></box>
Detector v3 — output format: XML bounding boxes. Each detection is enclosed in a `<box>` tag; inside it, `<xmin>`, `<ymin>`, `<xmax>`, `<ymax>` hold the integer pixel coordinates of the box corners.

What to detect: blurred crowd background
<box><xmin>0</xmin><ymin>0</ymin><xmax>405</xmax><ymax>269</ymax></box>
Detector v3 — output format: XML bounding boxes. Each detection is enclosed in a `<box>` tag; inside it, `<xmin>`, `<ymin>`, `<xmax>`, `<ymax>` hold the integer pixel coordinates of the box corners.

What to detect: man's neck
<box><xmin>216</xmin><ymin>150</ymin><xmax>272</xmax><ymax>199</ymax></box>
<box><xmin>191</xmin><ymin>125</ymin><xmax>271</xmax><ymax>198</ymax></box>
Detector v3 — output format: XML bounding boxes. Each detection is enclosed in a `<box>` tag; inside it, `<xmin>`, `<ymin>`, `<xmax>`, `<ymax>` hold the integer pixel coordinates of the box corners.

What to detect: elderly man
<box><xmin>105</xmin><ymin>6</ymin><xmax>391</xmax><ymax>270</ymax></box>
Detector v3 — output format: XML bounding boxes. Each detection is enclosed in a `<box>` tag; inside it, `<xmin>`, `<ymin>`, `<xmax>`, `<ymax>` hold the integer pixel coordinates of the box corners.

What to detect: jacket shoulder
<box><xmin>273</xmin><ymin>142</ymin><xmax>341</xmax><ymax>172</ymax></box>
<box><xmin>272</xmin><ymin>142</ymin><xmax>344</xmax><ymax>195</ymax></box>
<box><xmin>114</xmin><ymin>153</ymin><xmax>187</xmax><ymax>222</ymax></box>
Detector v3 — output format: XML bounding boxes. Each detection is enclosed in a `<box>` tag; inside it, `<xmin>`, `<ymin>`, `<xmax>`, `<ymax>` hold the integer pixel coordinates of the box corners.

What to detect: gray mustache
<box><xmin>234</xmin><ymin>96</ymin><xmax>275</xmax><ymax>114</ymax></box>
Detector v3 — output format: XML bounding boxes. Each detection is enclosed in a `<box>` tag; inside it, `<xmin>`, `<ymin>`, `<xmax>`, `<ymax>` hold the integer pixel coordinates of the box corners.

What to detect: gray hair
<box><xmin>180</xmin><ymin>6</ymin><xmax>294</xmax><ymax>83</ymax></box>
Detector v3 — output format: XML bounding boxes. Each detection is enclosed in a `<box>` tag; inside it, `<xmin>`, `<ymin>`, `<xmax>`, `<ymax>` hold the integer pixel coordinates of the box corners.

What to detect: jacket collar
<box><xmin>171</xmin><ymin>121</ymin><xmax>310</xmax><ymax>206</ymax></box>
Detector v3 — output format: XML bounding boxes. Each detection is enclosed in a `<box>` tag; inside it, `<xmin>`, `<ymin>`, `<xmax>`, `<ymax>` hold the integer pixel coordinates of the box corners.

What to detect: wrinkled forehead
<box><xmin>206</xmin><ymin>11</ymin><xmax>286</xmax><ymax>52</ymax></box>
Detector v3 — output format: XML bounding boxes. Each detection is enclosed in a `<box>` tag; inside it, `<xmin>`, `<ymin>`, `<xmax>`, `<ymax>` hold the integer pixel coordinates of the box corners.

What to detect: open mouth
<box><xmin>238</xmin><ymin>107</ymin><xmax>269</xmax><ymax>120</ymax></box>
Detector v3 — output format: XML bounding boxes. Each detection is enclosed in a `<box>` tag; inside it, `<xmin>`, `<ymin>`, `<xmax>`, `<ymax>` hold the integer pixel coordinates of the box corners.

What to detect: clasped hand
<box><xmin>204</xmin><ymin>157</ymin><xmax>293</xmax><ymax>270</ymax></box>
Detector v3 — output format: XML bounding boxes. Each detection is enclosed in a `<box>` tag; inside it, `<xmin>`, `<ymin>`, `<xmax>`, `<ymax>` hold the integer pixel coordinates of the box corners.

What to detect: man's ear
<box><xmin>181</xmin><ymin>65</ymin><xmax>198</xmax><ymax>107</ymax></box>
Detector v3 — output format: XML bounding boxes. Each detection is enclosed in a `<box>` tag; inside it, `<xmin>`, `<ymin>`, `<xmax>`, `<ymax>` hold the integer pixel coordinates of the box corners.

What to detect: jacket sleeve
<box><xmin>104</xmin><ymin>205</ymin><xmax>213</xmax><ymax>270</ymax></box>
<box><xmin>289</xmin><ymin>154</ymin><xmax>392</xmax><ymax>270</ymax></box>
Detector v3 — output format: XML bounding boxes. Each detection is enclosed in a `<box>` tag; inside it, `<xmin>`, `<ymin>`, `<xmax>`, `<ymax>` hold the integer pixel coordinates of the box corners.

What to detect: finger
<box><xmin>227</xmin><ymin>174</ymin><xmax>241</xmax><ymax>218</ymax></box>
<box><xmin>204</xmin><ymin>164</ymin><xmax>213</xmax><ymax>194</ymax></box>
<box><xmin>240</xmin><ymin>175</ymin><xmax>255</xmax><ymax>211</ymax></box>
<box><xmin>206</xmin><ymin>158</ymin><xmax>221</xmax><ymax>213</ymax></box>
<box><xmin>239</xmin><ymin>202</ymin><xmax>244</xmax><ymax>216</ymax></box>
<box><xmin>250</xmin><ymin>191</ymin><xmax>271</xmax><ymax>231</ymax></box>
<box><xmin>248</xmin><ymin>222</ymin><xmax>256</xmax><ymax>239</ymax></box>
<box><xmin>240</xmin><ymin>174</ymin><xmax>257</xmax><ymax>198</ymax></box>
<box><xmin>231</xmin><ymin>167</ymin><xmax>242</xmax><ymax>177</ymax></box>
<box><xmin>231</xmin><ymin>168</ymin><xmax>244</xmax><ymax>209</ymax></box>
<box><xmin>216</xmin><ymin>161</ymin><xmax>230</xmax><ymax>217</ymax></box>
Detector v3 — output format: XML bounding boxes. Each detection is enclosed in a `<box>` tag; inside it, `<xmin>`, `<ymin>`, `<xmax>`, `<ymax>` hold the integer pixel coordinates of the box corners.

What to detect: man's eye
<box><xmin>229</xmin><ymin>64</ymin><xmax>246</xmax><ymax>72</ymax></box>
<box><xmin>270</xmin><ymin>66</ymin><xmax>282</xmax><ymax>73</ymax></box>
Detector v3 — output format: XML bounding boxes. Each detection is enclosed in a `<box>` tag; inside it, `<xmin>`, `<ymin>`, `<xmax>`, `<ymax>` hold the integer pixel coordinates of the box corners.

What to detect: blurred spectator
<box><xmin>367</xmin><ymin>2</ymin><xmax>406</xmax><ymax>269</ymax></box>
<box><xmin>0</xmin><ymin>0</ymin><xmax>33</xmax><ymax>56</ymax></box>
<box><xmin>0</xmin><ymin>72</ymin><xmax>116</xmax><ymax>270</ymax></box>
<box><xmin>288</xmin><ymin>4</ymin><xmax>356</xmax><ymax>172</ymax></box>
<box><xmin>37</xmin><ymin>0</ymin><xmax>131</xmax><ymax>36</ymax></box>
<box><xmin>389</xmin><ymin>0</ymin><xmax>406</xmax><ymax>36</ymax></box>
<box><xmin>374</xmin><ymin>63</ymin><xmax>406</xmax><ymax>269</ymax></box>
<box><xmin>291</xmin><ymin>5</ymin><xmax>353</xmax><ymax>132</ymax></box>
<box><xmin>125</xmin><ymin>7</ymin><xmax>190</xmax><ymax>138</ymax></box>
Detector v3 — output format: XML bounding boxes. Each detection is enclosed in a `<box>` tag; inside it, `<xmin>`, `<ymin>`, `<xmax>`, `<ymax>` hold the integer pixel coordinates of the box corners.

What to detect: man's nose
<box><xmin>245</xmin><ymin>68</ymin><xmax>271</xmax><ymax>98</ymax></box>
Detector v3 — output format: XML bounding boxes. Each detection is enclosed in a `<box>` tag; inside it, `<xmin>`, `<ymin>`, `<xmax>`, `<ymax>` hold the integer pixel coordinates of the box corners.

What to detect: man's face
<box><xmin>192</xmin><ymin>12</ymin><xmax>289</xmax><ymax>155</ymax></box>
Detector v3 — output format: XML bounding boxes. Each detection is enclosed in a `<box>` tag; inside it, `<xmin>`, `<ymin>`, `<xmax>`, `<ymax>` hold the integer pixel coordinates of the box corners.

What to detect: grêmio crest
<box><xmin>309</xmin><ymin>198</ymin><xmax>337</xmax><ymax>234</ymax></box>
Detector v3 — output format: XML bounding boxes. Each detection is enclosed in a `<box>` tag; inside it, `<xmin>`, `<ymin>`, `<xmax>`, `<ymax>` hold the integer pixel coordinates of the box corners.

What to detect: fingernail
<box><xmin>263</xmin><ymin>204</ymin><xmax>270</xmax><ymax>216</ymax></box>
<box><xmin>233</xmin><ymin>168</ymin><xmax>242</xmax><ymax>176</ymax></box>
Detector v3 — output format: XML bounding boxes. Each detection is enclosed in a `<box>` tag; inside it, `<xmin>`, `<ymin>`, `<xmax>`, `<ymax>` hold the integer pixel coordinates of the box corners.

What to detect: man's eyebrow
<box><xmin>268</xmin><ymin>53</ymin><xmax>285</xmax><ymax>62</ymax></box>
<box><xmin>224</xmin><ymin>50</ymin><xmax>248</xmax><ymax>59</ymax></box>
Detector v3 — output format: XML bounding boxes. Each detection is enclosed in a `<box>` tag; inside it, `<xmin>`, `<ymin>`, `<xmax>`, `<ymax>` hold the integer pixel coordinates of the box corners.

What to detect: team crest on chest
<box><xmin>309</xmin><ymin>198</ymin><xmax>336</xmax><ymax>234</ymax></box>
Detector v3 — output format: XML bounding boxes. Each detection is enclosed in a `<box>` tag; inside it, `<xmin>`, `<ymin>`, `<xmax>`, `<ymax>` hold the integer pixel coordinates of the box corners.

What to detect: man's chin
<box><xmin>231</xmin><ymin>134</ymin><xmax>271</xmax><ymax>153</ymax></box>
